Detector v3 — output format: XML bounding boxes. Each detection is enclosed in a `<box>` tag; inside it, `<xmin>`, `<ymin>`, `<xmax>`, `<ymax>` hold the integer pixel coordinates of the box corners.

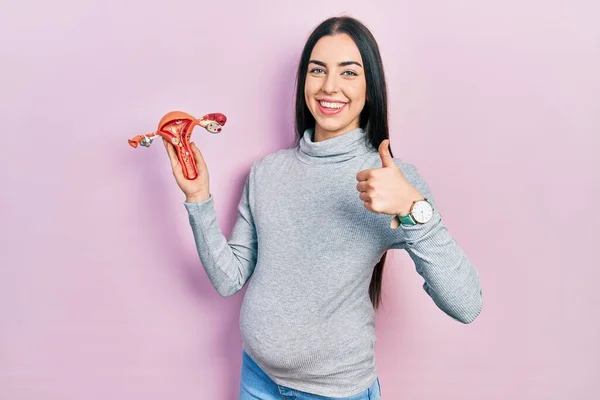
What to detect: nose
<box><xmin>321</xmin><ymin>73</ymin><xmax>339</xmax><ymax>94</ymax></box>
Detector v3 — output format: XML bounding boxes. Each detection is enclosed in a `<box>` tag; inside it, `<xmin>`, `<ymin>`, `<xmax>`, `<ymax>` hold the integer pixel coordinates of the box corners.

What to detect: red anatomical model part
<box><xmin>128</xmin><ymin>111</ymin><xmax>227</xmax><ymax>180</ymax></box>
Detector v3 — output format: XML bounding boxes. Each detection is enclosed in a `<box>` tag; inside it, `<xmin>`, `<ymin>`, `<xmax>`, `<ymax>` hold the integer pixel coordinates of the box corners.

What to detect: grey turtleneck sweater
<box><xmin>183</xmin><ymin>127</ymin><xmax>483</xmax><ymax>397</ymax></box>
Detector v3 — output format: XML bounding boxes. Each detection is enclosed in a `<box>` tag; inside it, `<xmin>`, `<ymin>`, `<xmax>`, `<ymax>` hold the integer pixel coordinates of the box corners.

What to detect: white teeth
<box><xmin>319</xmin><ymin>101</ymin><xmax>345</xmax><ymax>109</ymax></box>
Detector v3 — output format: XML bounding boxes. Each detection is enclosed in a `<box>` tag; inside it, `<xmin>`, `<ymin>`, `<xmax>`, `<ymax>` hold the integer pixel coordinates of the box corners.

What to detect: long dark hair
<box><xmin>293</xmin><ymin>16</ymin><xmax>393</xmax><ymax>309</ymax></box>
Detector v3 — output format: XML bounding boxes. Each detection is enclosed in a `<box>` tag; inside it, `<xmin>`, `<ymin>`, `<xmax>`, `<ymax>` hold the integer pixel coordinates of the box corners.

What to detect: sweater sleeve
<box><xmin>387</xmin><ymin>160</ymin><xmax>483</xmax><ymax>324</ymax></box>
<box><xmin>183</xmin><ymin>163</ymin><xmax>258</xmax><ymax>297</ymax></box>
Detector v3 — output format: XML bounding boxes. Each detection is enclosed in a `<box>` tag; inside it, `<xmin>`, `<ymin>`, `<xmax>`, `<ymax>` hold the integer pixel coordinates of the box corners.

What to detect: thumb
<box><xmin>190</xmin><ymin>142</ymin><xmax>207</xmax><ymax>166</ymax></box>
<box><xmin>378</xmin><ymin>139</ymin><xmax>394</xmax><ymax>168</ymax></box>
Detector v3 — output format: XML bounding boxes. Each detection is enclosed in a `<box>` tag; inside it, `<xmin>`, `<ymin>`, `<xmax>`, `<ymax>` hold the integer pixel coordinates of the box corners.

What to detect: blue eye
<box><xmin>343</xmin><ymin>70</ymin><xmax>358</xmax><ymax>76</ymax></box>
<box><xmin>310</xmin><ymin>68</ymin><xmax>325</xmax><ymax>74</ymax></box>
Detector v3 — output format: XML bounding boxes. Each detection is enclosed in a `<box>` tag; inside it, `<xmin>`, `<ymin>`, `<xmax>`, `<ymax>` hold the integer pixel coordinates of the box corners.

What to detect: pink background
<box><xmin>1</xmin><ymin>0</ymin><xmax>598</xmax><ymax>399</ymax></box>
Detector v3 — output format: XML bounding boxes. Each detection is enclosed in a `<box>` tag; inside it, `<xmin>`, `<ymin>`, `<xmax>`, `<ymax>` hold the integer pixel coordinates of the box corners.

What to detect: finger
<box><xmin>356</xmin><ymin>169</ymin><xmax>374</xmax><ymax>182</ymax></box>
<box><xmin>359</xmin><ymin>192</ymin><xmax>371</xmax><ymax>202</ymax></box>
<box><xmin>162</xmin><ymin>137</ymin><xmax>170</xmax><ymax>153</ymax></box>
<box><xmin>364</xmin><ymin>200</ymin><xmax>383</xmax><ymax>214</ymax></box>
<box><xmin>164</xmin><ymin>140</ymin><xmax>182</xmax><ymax>171</ymax></box>
<box><xmin>356</xmin><ymin>181</ymin><xmax>369</xmax><ymax>192</ymax></box>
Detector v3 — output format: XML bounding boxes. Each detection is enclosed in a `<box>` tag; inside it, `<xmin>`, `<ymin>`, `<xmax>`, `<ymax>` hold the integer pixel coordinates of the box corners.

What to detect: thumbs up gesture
<box><xmin>356</xmin><ymin>139</ymin><xmax>424</xmax><ymax>216</ymax></box>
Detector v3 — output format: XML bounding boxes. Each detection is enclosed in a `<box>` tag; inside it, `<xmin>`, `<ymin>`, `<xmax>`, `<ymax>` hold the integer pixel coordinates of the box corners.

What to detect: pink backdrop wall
<box><xmin>1</xmin><ymin>0</ymin><xmax>598</xmax><ymax>399</ymax></box>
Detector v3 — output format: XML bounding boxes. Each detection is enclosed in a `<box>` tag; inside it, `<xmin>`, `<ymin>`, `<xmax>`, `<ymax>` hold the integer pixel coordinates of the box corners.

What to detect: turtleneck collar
<box><xmin>294</xmin><ymin>127</ymin><xmax>374</xmax><ymax>165</ymax></box>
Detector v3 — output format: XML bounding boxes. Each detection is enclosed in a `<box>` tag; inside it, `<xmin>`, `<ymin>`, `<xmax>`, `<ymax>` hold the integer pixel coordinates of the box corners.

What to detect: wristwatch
<box><xmin>397</xmin><ymin>198</ymin><xmax>434</xmax><ymax>226</ymax></box>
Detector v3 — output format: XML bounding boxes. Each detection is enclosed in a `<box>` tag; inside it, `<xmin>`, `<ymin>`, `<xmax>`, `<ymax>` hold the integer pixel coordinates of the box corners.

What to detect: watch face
<box><xmin>412</xmin><ymin>200</ymin><xmax>434</xmax><ymax>223</ymax></box>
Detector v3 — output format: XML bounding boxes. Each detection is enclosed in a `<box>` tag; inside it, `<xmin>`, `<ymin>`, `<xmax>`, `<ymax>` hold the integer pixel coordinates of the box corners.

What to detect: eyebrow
<box><xmin>309</xmin><ymin>59</ymin><xmax>363</xmax><ymax>68</ymax></box>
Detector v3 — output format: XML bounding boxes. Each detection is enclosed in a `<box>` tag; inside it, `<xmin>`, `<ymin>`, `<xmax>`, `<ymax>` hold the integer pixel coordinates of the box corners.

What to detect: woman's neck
<box><xmin>314</xmin><ymin>121</ymin><xmax>361</xmax><ymax>142</ymax></box>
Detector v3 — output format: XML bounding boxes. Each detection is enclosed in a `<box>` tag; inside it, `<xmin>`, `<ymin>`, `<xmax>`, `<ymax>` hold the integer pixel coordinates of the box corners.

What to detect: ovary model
<box><xmin>128</xmin><ymin>111</ymin><xmax>226</xmax><ymax>180</ymax></box>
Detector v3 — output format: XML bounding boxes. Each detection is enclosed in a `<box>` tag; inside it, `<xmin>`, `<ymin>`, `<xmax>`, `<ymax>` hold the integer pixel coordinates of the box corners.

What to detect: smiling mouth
<box><xmin>319</xmin><ymin>100</ymin><xmax>347</xmax><ymax>109</ymax></box>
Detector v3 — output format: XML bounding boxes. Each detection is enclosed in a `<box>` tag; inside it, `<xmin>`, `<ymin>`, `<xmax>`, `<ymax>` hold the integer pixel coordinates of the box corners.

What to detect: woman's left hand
<box><xmin>356</xmin><ymin>139</ymin><xmax>424</xmax><ymax>216</ymax></box>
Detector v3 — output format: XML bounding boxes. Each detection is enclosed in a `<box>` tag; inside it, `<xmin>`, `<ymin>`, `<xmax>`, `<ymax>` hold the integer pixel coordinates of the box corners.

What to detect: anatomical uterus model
<box><xmin>128</xmin><ymin>111</ymin><xmax>226</xmax><ymax>180</ymax></box>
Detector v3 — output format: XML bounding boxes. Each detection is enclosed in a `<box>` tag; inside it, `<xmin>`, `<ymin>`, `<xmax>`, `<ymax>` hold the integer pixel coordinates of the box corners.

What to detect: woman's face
<box><xmin>304</xmin><ymin>33</ymin><xmax>367</xmax><ymax>140</ymax></box>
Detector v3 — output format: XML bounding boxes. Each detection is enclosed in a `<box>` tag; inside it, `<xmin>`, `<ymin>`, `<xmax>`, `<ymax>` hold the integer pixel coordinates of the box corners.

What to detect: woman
<box><xmin>163</xmin><ymin>15</ymin><xmax>482</xmax><ymax>400</ymax></box>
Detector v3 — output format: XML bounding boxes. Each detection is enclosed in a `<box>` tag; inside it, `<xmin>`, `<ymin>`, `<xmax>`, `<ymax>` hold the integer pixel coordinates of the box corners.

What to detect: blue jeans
<box><xmin>239</xmin><ymin>350</ymin><xmax>382</xmax><ymax>400</ymax></box>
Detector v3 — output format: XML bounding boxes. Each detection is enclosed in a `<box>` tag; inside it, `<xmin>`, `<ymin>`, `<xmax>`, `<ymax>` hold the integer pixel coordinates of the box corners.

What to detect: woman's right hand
<box><xmin>163</xmin><ymin>138</ymin><xmax>211</xmax><ymax>203</ymax></box>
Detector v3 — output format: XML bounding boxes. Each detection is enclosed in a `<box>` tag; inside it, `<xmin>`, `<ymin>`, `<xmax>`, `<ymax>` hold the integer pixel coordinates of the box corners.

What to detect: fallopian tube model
<box><xmin>128</xmin><ymin>111</ymin><xmax>226</xmax><ymax>180</ymax></box>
